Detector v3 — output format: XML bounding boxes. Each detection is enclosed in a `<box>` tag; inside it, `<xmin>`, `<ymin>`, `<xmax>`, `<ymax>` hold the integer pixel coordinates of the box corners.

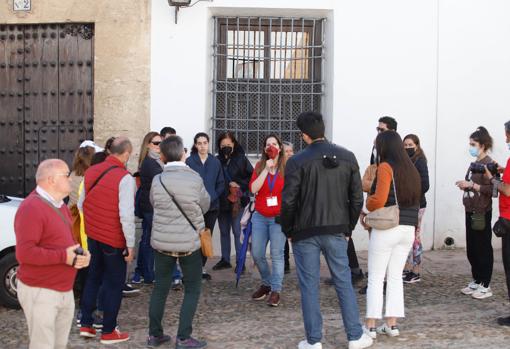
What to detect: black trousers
<box><xmin>347</xmin><ymin>237</ymin><xmax>360</xmax><ymax>271</ymax></box>
<box><xmin>502</xmin><ymin>233</ymin><xmax>510</xmax><ymax>300</ymax></box>
<box><xmin>465</xmin><ymin>211</ymin><xmax>493</xmax><ymax>286</ymax></box>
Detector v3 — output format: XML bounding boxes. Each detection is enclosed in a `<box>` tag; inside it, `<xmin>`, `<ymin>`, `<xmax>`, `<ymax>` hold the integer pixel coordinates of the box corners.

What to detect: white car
<box><xmin>0</xmin><ymin>195</ymin><xmax>22</xmax><ymax>308</ymax></box>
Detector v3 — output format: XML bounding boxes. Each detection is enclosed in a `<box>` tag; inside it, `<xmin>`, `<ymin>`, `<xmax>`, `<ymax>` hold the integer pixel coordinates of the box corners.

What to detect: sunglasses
<box><xmin>151</xmin><ymin>141</ymin><xmax>161</xmax><ymax>146</ymax></box>
<box><xmin>376</xmin><ymin>127</ymin><xmax>386</xmax><ymax>133</ymax></box>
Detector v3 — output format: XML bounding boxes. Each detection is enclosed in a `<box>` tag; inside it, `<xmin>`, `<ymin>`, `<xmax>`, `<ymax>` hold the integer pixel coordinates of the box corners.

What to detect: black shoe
<box><xmin>122</xmin><ymin>283</ymin><xmax>140</xmax><ymax>297</ymax></box>
<box><xmin>202</xmin><ymin>272</ymin><xmax>212</xmax><ymax>281</ymax></box>
<box><xmin>212</xmin><ymin>260</ymin><xmax>232</xmax><ymax>271</ymax></box>
<box><xmin>497</xmin><ymin>316</ymin><xmax>510</xmax><ymax>326</ymax></box>
<box><xmin>147</xmin><ymin>334</ymin><xmax>172</xmax><ymax>347</ymax></box>
<box><xmin>284</xmin><ymin>263</ymin><xmax>290</xmax><ymax>274</ymax></box>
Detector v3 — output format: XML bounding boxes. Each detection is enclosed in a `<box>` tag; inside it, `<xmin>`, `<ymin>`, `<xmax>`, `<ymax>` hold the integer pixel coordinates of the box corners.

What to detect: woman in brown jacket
<box><xmin>455</xmin><ymin>127</ymin><xmax>495</xmax><ymax>300</ymax></box>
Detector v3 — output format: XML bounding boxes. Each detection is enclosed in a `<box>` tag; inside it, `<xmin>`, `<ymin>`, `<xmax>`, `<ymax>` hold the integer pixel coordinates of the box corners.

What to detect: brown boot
<box><xmin>267</xmin><ymin>291</ymin><xmax>280</xmax><ymax>307</ymax></box>
<box><xmin>251</xmin><ymin>285</ymin><xmax>271</xmax><ymax>300</ymax></box>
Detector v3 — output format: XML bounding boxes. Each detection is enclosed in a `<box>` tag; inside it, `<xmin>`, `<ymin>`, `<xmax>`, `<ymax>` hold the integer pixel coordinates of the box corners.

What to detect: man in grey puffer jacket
<box><xmin>147</xmin><ymin>135</ymin><xmax>210</xmax><ymax>349</ymax></box>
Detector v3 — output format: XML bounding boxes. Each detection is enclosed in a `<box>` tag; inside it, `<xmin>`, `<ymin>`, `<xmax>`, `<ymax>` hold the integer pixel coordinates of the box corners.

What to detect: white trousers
<box><xmin>17</xmin><ymin>280</ymin><xmax>75</xmax><ymax>349</ymax></box>
<box><xmin>366</xmin><ymin>225</ymin><xmax>414</xmax><ymax>319</ymax></box>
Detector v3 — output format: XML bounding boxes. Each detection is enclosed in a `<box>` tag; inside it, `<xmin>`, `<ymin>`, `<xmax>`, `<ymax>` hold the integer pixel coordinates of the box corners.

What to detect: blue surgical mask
<box><xmin>469</xmin><ymin>146</ymin><xmax>479</xmax><ymax>158</ymax></box>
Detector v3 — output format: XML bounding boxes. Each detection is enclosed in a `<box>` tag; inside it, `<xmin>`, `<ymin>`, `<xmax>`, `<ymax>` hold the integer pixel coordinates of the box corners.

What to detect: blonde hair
<box><xmin>138</xmin><ymin>132</ymin><xmax>160</xmax><ymax>168</ymax></box>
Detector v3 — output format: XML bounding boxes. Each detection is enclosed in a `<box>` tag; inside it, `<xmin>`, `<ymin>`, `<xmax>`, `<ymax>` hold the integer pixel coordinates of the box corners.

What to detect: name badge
<box><xmin>266</xmin><ymin>196</ymin><xmax>278</xmax><ymax>207</ymax></box>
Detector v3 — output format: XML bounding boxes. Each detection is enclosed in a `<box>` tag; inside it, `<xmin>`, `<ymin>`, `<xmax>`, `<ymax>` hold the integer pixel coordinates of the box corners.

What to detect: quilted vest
<box><xmin>83</xmin><ymin>156</ymin><xmax>129</xmax><ymax>248</ymax></box>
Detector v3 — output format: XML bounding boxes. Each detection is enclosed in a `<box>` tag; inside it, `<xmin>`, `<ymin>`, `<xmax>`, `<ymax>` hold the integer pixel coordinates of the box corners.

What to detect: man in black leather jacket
<box><xmin>281</xmin><ymin>112</ymin><xmax>372</xmax><ymax>349</ymax></box>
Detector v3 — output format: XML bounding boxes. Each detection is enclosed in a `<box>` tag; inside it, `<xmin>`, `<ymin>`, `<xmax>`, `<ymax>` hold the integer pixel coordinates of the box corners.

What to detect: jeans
<box><xmin>366</xmin><ymin>225</ymin><xmax>414</xmax><ymax>319</ymax></box>
<box><xmin>251</xmin><ymin>212</ymin><xmax>286</xmax><ymax>292</ymax></box>
<box><xmin>465</xmin><ymin>211</ymin><xmax>493</xmax><ymax>286</ymax></box>
<box><xmin>218</xmin><ymin>209</ymin><xmax>243</xmax><ymax>264</ymax></box>
<box><xmin>203</xmin><ymin>210</ymin><xmax>219</xmax><ymax>266</ymax></box>
<box><xmin>149</xmin><ymin>249</ymin><xmax>203</xmax><ymax>339</ymax></box>
<box><xmin>80</xmin><ymin>238</ymin><xmax>126</xmax><ymax>334</ymax></box>
<box><xmin>135</xmin><ymin>212</ymin><xmax>155</xmax><ymax>283</ymax></box>
<box><xmin>293</xmin><ymin>234</ymin><xmax>363</xmax><ymax>343</ymax></box>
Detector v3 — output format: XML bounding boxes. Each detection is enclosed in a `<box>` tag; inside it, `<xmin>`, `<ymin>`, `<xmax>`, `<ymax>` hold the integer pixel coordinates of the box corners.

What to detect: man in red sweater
<box><xmin>15</xmin><ymin>159</ymin><xmax>91</xmax><ymax>349</ymax></box>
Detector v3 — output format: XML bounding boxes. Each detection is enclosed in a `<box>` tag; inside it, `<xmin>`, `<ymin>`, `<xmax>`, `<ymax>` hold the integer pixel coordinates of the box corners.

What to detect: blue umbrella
<box><xmin>236</xmin><ymin>205</ymin><xmax>255</xmax><ymax>287</ymax></box>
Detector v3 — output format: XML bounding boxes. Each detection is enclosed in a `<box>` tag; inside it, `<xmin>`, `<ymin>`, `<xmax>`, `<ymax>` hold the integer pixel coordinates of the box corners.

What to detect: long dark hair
<box><xmin>255</xmin><ymin>134</ymin><xmax>286</xmax><ymax>176</ymax></box>
<box><xmin>470</xmin><ymin>126</ymin><xmax>493</xmax><ymax>152</ymax></box>
<box><xmin>403</xmin><ymin>134</ymin><xmax>427</xmax><ymax>163</ymax></box>
<box><xmin>375</xmin><ymin>131</ymin><xmax>421</xmax><ymax>207</ymax></box>
<box><xmin>216</xmin><ymin>131</ymin><xmax>241</xmax><ymax>155</ymax></box>
<box><xmin>191</xmin><ymin>132</ymin><xmax>210</xmax><ymax>154</ymax></box>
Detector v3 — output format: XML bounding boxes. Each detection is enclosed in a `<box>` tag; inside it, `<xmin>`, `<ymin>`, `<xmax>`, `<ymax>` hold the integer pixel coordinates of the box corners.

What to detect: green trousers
<box><xmin>148</xmin><ymin>249</ymin><xmax>203</xmax><ymax>339</ymax></box>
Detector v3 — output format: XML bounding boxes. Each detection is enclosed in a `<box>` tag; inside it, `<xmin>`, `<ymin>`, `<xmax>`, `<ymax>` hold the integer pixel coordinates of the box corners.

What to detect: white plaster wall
<box><xmin>434</xmin><ymin>0</ymin><xmax>510</xmax><ymax>249</ymax></box>
<box><xmin>151</xmin><ymin>0</ymin><xmax>510</xmax><ymax>251</ymax></box>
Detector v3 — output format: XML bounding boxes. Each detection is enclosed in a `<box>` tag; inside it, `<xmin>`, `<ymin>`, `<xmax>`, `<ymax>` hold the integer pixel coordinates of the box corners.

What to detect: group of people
<box><xmin>13</xmin><ymin>111</ymin><xmax>510</xmax><ymax>349</ymax></box>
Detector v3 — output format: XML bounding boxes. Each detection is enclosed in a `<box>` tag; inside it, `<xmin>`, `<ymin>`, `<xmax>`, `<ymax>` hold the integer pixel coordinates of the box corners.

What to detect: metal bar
<box><xmin>310</xmin><ymin>19</ymin><xmax>316</xmax><ymax>112</ymax></box>
<box><xmin>300</xmin><ymin>19</ymin><xmax>305</xmax><ymax>114</ymax></box>
<box><xmin>211</xmin><ymin>16</ymin><xmax>218</xmax><ymax>147</ymax></box>
<box><xmin>257</xmin><ymin>17</ymin><xmax>263</xmax><ymax>154</ymax></box>
<box><xmin>246</xmin><ymin>17</ymin><xmax>251</xmax><ymax>149</ymax></box>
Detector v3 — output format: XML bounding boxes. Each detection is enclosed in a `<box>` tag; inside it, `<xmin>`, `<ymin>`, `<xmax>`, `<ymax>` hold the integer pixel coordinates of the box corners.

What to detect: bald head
<box><xmin>35</xmin><ymin>159</ymin><xmax>71</xmax><ymax>201</ymax></box>
<box><xmin>109</xmin><ymin>136</ymin><xmax>132</xmax><ymax>155</ymax></box>
<box><xmin>35</xmin><ymin>159</ymin><xmax>69</xmax><ymax>183</ymax></box>
<box><xmin>108</xmin><ymin>136</ymin><xmax>132</xmax><ymax>165</ymax></box>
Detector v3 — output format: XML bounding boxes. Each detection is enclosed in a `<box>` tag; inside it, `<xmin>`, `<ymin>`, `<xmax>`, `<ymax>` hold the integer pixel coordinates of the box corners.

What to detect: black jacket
<box><xmin>139</xmin><ymin>156</ymin><xmax>163</xmax><ymax>213</ymax></box>
<box><xmin>217</xmin><ymin>145</ymin><xmax>254</xmax><ymax>211</ymax></box>
<box><xmin>413</xmin><ymin>157</ymin><xmax>429</xmax><ymax>208</ymax></box>
<box><xmin>281</xmin><ymin>140</ymin><xmax>364</xmax><ymax>241</ymax></box>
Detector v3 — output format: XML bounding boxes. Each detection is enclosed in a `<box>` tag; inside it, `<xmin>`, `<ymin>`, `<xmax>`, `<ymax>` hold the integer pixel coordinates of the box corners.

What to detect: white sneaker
<box><xmin>348</xmin><ymin>333</ymin><xmax>374</xmax><ymax>349</ymax></box>
<box><xmin>472</xmin><ymin>285</ymin><xmax>493</xmax><ymax>299</ymax></box>
<box><xmin>363</xmin><ymin>325</ymin><xmax>377</xmax><ymax>339</ymax></box>
<box><xmin>461</xmin><ymin>281</ymin><xmax>480</xmax><ymax>295</ymax></box>
<box><xmin>298</xmin><ymin>340</ymin><xmax>322</xmax><ymax>349</ymax></box>
<box><xmin>376</xmin><ymin>323</ymin><xmax>400</xmax><ymax>337</ymax></box>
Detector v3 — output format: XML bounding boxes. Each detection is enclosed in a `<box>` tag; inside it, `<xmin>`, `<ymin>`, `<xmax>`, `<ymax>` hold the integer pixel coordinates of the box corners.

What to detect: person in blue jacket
<box><xmin>186</xmin><ymin>132</ymin><xmax>225</xmax><ymax>280</ymax></box>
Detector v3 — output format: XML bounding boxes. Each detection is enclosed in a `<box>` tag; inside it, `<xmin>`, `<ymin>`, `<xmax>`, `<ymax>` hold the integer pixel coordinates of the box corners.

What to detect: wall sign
<box><xmin>13</xmin><ymin>0</ymin><xmax>31</xmax><ymax>11</ymax></box>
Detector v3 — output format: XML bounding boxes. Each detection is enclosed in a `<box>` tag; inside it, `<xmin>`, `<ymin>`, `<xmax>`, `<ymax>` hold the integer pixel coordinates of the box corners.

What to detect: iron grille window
<box><xmin>212</xmin><ymin>17</ymin><xmax>325</xmax><ymax>155</ymax></box>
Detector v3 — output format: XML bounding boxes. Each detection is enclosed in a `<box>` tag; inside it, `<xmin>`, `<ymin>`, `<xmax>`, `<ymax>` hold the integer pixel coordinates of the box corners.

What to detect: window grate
<box><xmin>212</xmin><ymin>17</ymin><xmax>325</xmax><ymax>155</ymax></box>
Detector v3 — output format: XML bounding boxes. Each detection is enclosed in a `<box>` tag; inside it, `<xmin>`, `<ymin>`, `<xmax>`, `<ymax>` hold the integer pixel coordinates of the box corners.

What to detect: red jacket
<box><xmin>15</xmin><ymin>192</ymin><xmax>77</xmax><ymax>292</ymax></box>
<box><xmin>83</xmin><ymin>156</ymin><xmax>130</xmax><ymax>248</ymax></box>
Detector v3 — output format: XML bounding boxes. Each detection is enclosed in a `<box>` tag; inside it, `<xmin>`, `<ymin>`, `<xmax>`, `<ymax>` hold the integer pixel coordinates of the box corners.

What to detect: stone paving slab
<box><xmin>1</xmin><ymin>249</ymin><xmax>510</xmax><ymax>349</ymax></box>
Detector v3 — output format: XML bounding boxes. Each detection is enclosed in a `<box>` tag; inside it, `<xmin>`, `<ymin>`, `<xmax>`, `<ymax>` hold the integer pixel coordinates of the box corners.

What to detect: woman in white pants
<box><xmin>360</xmin><ymin>130</ymin><xmax>421</xmax><ymax>339</ymax></box>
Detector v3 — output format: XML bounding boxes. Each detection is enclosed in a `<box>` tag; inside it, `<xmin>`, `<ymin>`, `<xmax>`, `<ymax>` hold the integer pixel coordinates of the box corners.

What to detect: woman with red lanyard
<box><xmin>249</xmin><ymin>134</ymin><xmax>287</xmax><ymax>307</ymax></box>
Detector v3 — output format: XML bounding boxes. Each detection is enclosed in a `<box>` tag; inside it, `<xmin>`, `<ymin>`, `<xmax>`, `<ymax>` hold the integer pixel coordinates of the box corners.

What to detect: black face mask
<box><xmin>406</xmin><ymin>148</ymin><xmax>416</xmax><ymax>158</ymax></box>
<box><xmin>220</xmin><ymin>146</ymin><xmax>233</xmax><ymax>158</ymax></box>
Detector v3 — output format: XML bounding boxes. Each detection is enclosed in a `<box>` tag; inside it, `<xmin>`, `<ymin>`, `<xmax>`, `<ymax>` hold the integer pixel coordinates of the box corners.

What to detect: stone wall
<box><xmin>0</xmin><ymin>0</ymin><xmax>151</xmax><ymax>170</ymax></box>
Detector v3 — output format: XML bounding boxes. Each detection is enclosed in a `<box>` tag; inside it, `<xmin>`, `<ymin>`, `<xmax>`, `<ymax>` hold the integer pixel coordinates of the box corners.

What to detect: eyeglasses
<box><xmin>151</xmin><ymin>141</ymin><xmax>161</xmax><ymax>146</ymax></box>
<box><xmin>53</xmin><ymin>172</ymin><xmax>71</xmax><ymax>178</ymax></box>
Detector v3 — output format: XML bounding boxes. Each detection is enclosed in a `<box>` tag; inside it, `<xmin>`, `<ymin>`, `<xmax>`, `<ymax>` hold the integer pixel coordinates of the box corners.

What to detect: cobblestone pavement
<box><xmin>1</xmin><ymin>249</ymin><xmax>510</xmax><ymax>349</ymax></box>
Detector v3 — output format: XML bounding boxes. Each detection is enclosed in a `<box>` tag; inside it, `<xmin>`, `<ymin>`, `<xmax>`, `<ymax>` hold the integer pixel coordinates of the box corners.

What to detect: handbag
<box><xmin>365</xmin><ymin>172</ymin><xmax>400</xmax><ymax>230</ymax></box>
<box><xmin>158</xmin><ymin>176</ymin><xmax>213</xmax><ymax>257</ymax></box>
<box><xmin>471</xmin><ymin>212</ymin><xmax>486</xmax><ymax>231</ymax></box>
<box><xmin>493</xmin><ymin>217</ymin><xmax>510</xmax><ymax>238</ymax></box>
